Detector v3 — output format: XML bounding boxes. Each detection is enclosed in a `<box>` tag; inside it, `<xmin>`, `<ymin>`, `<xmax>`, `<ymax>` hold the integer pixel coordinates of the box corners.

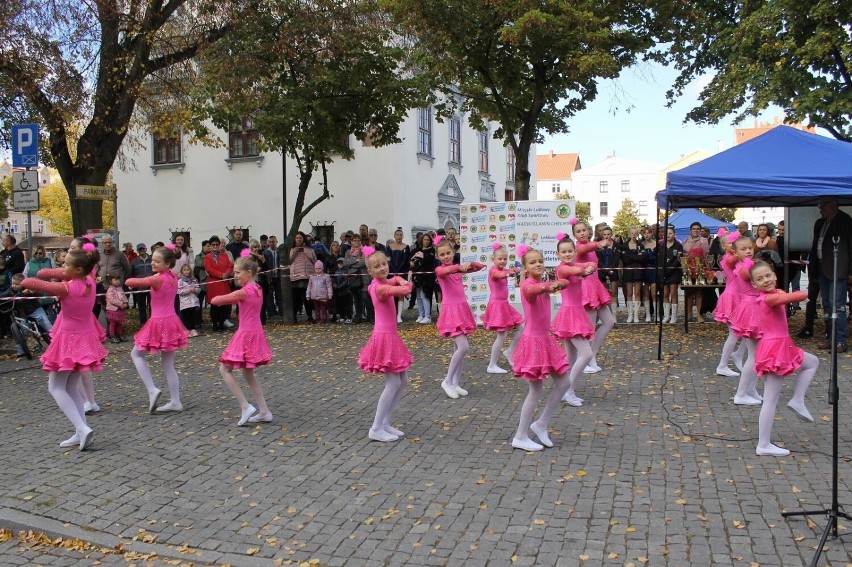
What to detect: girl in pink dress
<box><xmin>572</xmin><ymin>220</ymin><xmax>614</xmax><ymax>374</ymax></box>
<box><xmin>23</xmin><ymin>248</ymin><xmax>107</xmax><ymax>451</ymax></box>
<box><xmin>728</xmin><ymin>239</ymin><xmax>764</xmax><ymax>406</ymax></box>
<box><xmin>551</xmin><ymin>236</ymin><xmax>597</xmax><ymax>407</ymax></box>
<box><xmin>37</xmin><ymin>235</ymin><xmax>106</xmax><ymax>415</ymax></box>
<box><xmin>358</xmin><ymin>247</ymin><xmax>415</xmax><ymax>442</ymax></box>
<box><xmin>749</xmin><ymin>261</ymin><xmax>818</xmax><ymax>456</ymax></box>
<box><xmin>211</xmin><ymin>252</ymin><xmax>273</xmax><ymax>426</ymax></box>
<box><xmin>481</xmin><ymin>242</ymin><xmax>524</xmax><ymax>374</ymax></box>
<box><xmin>511</xmin><ymin>246</ymin><xmax>571</xmax><ymax>451</ymax></box>
<box><xmin>434</xmin><ymin>237</ymin><xmax>486</xmax><ymax>398</ymax></box>
<box><xmin>713</xmin><ymin>230</ymin><xmax>747</xmax><ymax>377</ymax></box>
<box><xmin>125</xmin><ymin>245</ymin><xmax>189</xmax><ymax>414</ymax></box>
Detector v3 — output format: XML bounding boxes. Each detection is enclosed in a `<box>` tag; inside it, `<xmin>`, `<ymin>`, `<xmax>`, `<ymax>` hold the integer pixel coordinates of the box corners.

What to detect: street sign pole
<box><xmin>26</xmin><ymin>209</ymin><xmax>33</xmax><ymax>259</ymax></box>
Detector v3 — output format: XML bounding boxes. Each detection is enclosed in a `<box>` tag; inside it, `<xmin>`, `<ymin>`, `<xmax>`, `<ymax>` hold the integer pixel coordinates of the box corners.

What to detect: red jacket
<box><xmin>204</xmin><ymin>252</ymin><xmax>234</xmax><ymax>300</ymax></box>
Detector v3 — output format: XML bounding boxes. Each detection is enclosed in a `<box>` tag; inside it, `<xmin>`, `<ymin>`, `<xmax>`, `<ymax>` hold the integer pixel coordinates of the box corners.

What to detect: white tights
<box><xmin>48</xmin><ymin>371</ymin><xmax>89</xmax><ymax>435</ymax></box>
<box><xmin>717</xmin><ymin>330</ymin><xmax>740</xmax><ymax>370</ymax></box>
<box><xmin>515</xmin><ymin>372</ymin><xmax>570</xmax><ymax>441</ymax></box>
<box><xmin>220</xmin><ymin>364</ymin><xmax>270</xmax><ymax>415</ymax></box>
<box><xmin>444</xmin><ymin>336</ymin><xmax>469</xmax><ymax>387</ymax></box>
<box><xmin>502</xmin><ymin>324</ymin><xmax>524</xmax><ymax>363</ymax></box>
<box><xmin>131</xmin><ymin>346</ymin><xmax>181</xmax><ymax>405</ymax></box>
<box><xmin>588</xmin><ymin>307</ymin><xmax>615</xmax><ymax>366</ymax></box>
<box><xmin>565</xmin><ymin>338</ymin><xmax>594</xmax><ymax>397</ymax></box>
<box><xmin>757</xmin><ymin>353</ymin><xmax>818</xmax><ymax>452</ymax></box>
<box><xmin>735</xmin><ymin>339</ymin><xmax>760</xmax><ymax>399</ymax></box>
<box><xmin>490</xmin><ymin>329</ymin><xmax>523</xmax><ymax>368</ymax></box>
<box><xmin>371</xmin><ymin>372</ymin><xmax>409</xmax><ymax>434</ymax></box>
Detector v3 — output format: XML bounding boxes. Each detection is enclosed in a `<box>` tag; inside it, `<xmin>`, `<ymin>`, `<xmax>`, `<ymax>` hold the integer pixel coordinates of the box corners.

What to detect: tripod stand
<box><xmin>782</xmin><ymin>237</ymin><xmax>851</xmax><ymax>566</ymax></box>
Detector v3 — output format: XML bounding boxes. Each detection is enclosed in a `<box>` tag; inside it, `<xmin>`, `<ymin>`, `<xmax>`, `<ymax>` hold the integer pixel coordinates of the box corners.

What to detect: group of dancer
<box><xmin>28</xmin><ymin>222</ymin><xmax>818</xmax><ymax>456</ymax></box>
<box><xmin>22</xmin><ymin>235</ymin><xmax>273</xmax><ymax>451</ymax></box>
<box><xmin>712</xmin><ymin>229</ymin><xmax>819</xmax><ymax>456</ymax></box>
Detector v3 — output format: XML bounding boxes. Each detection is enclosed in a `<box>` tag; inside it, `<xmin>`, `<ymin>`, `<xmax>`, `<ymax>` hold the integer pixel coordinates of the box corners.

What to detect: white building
<box><xmin>534</xmin><ymin>151</ymin><xmax>581</xmax><ymax>200</ymax></box>
<box><xmin>568</xmin><ymin>156</ymin><xmax>662</xmax><ymax>227</ymax></box>
<box><xmin>112</xmin><ymin>108</ymin><xmax>524</xmax><ymax>247</ymax></box>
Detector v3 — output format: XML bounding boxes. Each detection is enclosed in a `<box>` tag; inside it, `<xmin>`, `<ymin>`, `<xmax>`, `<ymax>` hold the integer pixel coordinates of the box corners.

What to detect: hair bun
<box><xmin>433</xmin><ymin>235</ymin><xmax>443</xmax><ymax>245</ymax></box>
<box><xmin>568</xmin><ymin>217</ymin><xmax>578</xmax><ymax>226</ymax></box>
<box><xmin>517</xmin><ymin>244</ymin><xmax>529</xmax><ymax>258</ymax></box>
<box><xmin>361</xmin><ymin>245</ymin><xmax>375</xmax><ymax>257</ymax></box>
<box><xmin>491</xmin><ymin>242</ymin><xmax>503</xmax><ymax>251</ymax></box>
<box><xmin>240</xmin><ymin>248</ymin><xmax>251</xmax><ymax>258</ymax></box>
<box><xmin>555</xmin><ymin>232</ymin><xmax>566</xmax><ymax>241</ymax></box>
<box><xmin>165</xmin><ymin>243</ymin><xmax>177</xmax><ymax>251</ymax></box>
<box><xmin>82</xmin><ymin>243</ymin><xmax>96</xmax><ymax>252</ymax></box>
<box><xmin>716</xmin><ymin>227</ymin><xmax>728</xmax><ymax>237</ymax></box>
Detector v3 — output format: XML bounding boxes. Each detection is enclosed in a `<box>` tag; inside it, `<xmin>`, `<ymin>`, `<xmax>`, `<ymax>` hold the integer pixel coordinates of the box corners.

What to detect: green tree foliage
<box><xmin>556</xmin><ymin>192</ymin><xmax>591</xmax><ymax>226</ymax></box>
<box><xmin>666</xmin><ymin>0</ymin><xmax>851</xmax><ymax>141</ymax></box>
<box><xmin>612</xmin><ymin>199</ymin><xmax>643</xmax><ymax>238</ymax></box>
<box><xmin>194</xmin><ymin>0</ymin><xmax>428</xmax><ymax>249</ymax></box>
<box><xmin>0</xmin><ymin>0</ymin><xmax>233</xmax><ymax>234</ymax></box>
<box><xmin>38</xmin><ymin>177</ymin><xmax>114</xmax><ymax>236</ymax></box>
<box><xmin>385</xmin><ymin>0</ymin><xmax>674</xmax><ymax>199</ymax></box>
<box><xmin>0</xmin><ymin>177</ymin><xmax>10</xmax><ymax>221</ymax></box>
<box><xmin>699</xmin><ymin>207</ymin><xmax>736</xmax><ymax>223</ymax></box>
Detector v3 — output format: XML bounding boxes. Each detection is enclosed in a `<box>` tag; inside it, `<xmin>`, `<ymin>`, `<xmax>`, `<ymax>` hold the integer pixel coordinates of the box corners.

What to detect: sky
<box><xmin>539</xmin><ymin>61</ymin><xmax>785</xmax><ymax>167</ymax></box>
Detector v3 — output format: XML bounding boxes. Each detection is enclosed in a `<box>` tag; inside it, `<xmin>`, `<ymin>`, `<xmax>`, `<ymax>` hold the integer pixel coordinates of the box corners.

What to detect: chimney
<box><xmin>550</xmin><ymin>149</ymin><xmax>555</xmax><ymax>158</ymax></box>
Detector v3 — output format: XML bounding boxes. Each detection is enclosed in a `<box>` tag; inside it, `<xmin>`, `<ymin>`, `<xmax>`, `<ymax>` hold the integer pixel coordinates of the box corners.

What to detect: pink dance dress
<box><xmin>126</xmin><ymin>271</ymin><xmax>188</xmax><ymax>352</ymax></box>
<box><xmin>729</xmin><ymin>261</ymin><xmax>761</xmax><ymax>340</ymax></box>
<box><xmin>712</xmin><ymin>253</ymin><xmax>739</xmax><ymax>324</ymax></box>
<box><xmin>37</xmin><ymin>268</ymin><xmax>106</xmax><ymax>343</ymax></box>
<box><xmin>552</xmin><ymin>262</ymin><xmax>596</xmax><ymax>341</ymax></box>
<box><xmin>480</xmin><ymin>266</ymin><xmax>523</xmax><ymax>331</ymax></box>
<box><xmin>22</xmin><ymin>277</ymin><xmax>108</xmax><ymax>372</ymax></box>
<box><xmin>512</xmin><ymin>277</ymin><xmax>570</xmax><ymax>382</ymax></box>
<box><xmin>214</xmin><ymin>283</ymin><xmax>273</xmax><ymax>369</ymax></box>
<box><xmin>575</xmin><ymin>240</ymin><xmax>611</xmax><ymax>309</ymax></box>
<box><xmin>435</xmin><ymin>262</ymin><xmax>485</xmax><ymax>337</ymax></box>
<box><xmin>358</xmin><ymin>278</ymin><xmax>414</xmax><ymax>374</ymax></box>
<box><xmin>754</xmin><ymin>290</ymin><xmax>807</xmax><ymax>376</ymax></box>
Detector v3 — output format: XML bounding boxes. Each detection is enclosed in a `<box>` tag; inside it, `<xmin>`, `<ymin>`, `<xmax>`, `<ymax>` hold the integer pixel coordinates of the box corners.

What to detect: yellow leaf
<box><xmin>792</xmin><ymin>486</ymin><xmax>802</xmax><ymax>493</ymax></box>
<box><xmin>511</xmin><ymin>555</ymin><xmax>518</xmax><ymax>562</ymax></box>
<box><xmin>364</xmin><ymin>518</ymin><xmax>374</xmax><ymax>525</ymax></box>
<box><xmin>626</xmin><ymin>526</ymin><xmax>637</xmax><ymax>533</ymax></box>
<box><xmin>577</xmin><ymin>470</ymin><xmax>587</xmax><ymax>477</ymax></box>
<box><xmin>534</xmin><ymin>519</ymin><xmax>545</xmax><ymax>525</ymax></box>
<box><xmin>579</xmin><ymin>554</ymin><xmax>590</xmax><ymax>561</ymax></box>
<box><xmin>733</xmin><ymin>520</ymin><xmax>744</xmax><ymax>528</ymax></box>
<box><xmin>675</xmin><ymin>498</ymin><xmax>687</xmax><ymax>505</ymax></box>
<box><xmin>246</xmin><ymin>547</ymin><xmax>260</xmax><ymax>555</ymax></box>
<box><xmin>609</xmin><ymin>520</ymin><xmax>619</xmax><ymax>526</ymax></box>
<box><xmin>608</xmin><ymin>552</ymin><xmax>618</xmax><ymax>559</ymax></box>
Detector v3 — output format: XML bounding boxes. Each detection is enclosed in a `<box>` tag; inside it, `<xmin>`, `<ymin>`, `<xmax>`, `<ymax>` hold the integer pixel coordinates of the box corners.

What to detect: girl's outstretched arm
<box><xmin>125</xmin><ymin>274</ymin><xmax>163</xmax><ymax>290</ymax></box>
<box><xmin>210</xmin><ymin>289</ymin><xmax>248</xmax><ymax>306</ymax></box>
<box><xmin>21</xmin><ymin>278</ymin><xmax>68</xmax><ymax>299</ymax></box>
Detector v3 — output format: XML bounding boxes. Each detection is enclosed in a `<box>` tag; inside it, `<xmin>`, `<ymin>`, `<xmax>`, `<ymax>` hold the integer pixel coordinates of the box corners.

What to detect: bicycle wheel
<box><xmin>10</xmin><ymin>321</ymin><xmax>32</xmax><ymax>360</ymax></box>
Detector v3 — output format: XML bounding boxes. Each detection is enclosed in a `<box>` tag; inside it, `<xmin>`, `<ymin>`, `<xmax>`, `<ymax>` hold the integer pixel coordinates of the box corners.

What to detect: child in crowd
<box><xmin>481</xmin><ymin>242</ymin><xmax>524</xmax><ymax>374</ymax></box>
<box><xmin>125</xmin><ymin>244</ymin><xmax>189</xmax><ymax>413</ymax></box>
<box><xmin>53</xmin><ymin>249</ymin><xmax>66</xmax><ymax>269</ymax></box>
<box><xmin>572</xmin><ymin>219</ymin><xmax>614</xmax><ymax>374</ymax></box>
<box><xmin>211</xmin><ymin>251</ymin><xmax>273</xmax><ymax>426</ymax></box>
<box><xmin>748</xmin><ymin>260</ymin><xmax>817</xmax><ymax>456</ymax></box>
<box><xmin>22</xmin><ymin>247</ymin><xmax>106</xmax><ymax>450</ymax></box>
<box><xmin>104</xmin><ymin>272</ymin><xmax>129</xmax><ymax>343</ymax></box>
<box><xmin>510</xmin><ymin>245</ymin><xmax>571</xmax><ymax>451</ymax></box>
<box><xmin>551</xmin><ymin>236</ymin><xmax>597</xmax><ymax>406</ymax></box>
<box><xmin>729</xmin><ymin>237</ymin><xmax>763</xmax><ymax>405</ymax></box>
<box><xmin>358</xmin><ymin>247</ymin><xmax>414</xmax><ymax>441</ymax></box>
<box><xmin>177</xmin><ymin>263</ymin><xmax>201</xmax><ymax>337</ymax></box>
<box><xmin>306</xmin><ymin>260</ymin><xmax>333</xmax><ymax>324</ymax></box>
<box><xmin>714</xmin><ymin>230</ymin><xmax>746</xmax><ymax>377</ymax></box>
<box><xmin>434</xmin><ymin>236</ymin><xmax>485</xmax><ymax>398</ymax></box>
<box><xmin>334</xmin><ymin>257</ymin><xmax>352</xmax><ymax>323</ymax></box>
<box><xmin>3</xmin><ymin>273</ymin><xmax>54</xmax><ymax>357</ymax></box>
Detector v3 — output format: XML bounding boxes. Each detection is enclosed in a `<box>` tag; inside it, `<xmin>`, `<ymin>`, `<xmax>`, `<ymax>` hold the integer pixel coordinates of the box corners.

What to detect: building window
<box><xmin>621</xmin><ymin>180</ymin><xmax>630</xmax><ymax>192</ymax></box>
<box><xmin>506</xmin><ymin>150</ymin><xmax>516</xmax><ymax>182</ymax></box>
<box><xmin>37</xmin><ymin>220</ymin><xmax>44</xmax><ymax>233</ymax></box>
<box><xmin>478</xmin><ymin>131</ymin><xmax>489</xmax><ymax>173</ymax></box>
<box><xmin>638</xmin><ymin>200</ymin><xmax>648</xmax><ymax>207</ymax></box>
<box><xmin>551</xmin><ymin>182</ymin><xmax>561</xmax><ymax>194</ymax></box>
<box><xmin>600</xmin><ymin>202</ymin><xmax>608</xmax><ymax>216</ymax></box>
<box><xmin>229</xmin><ymin>117</ymin><xmax>260</xmax><ymax>158</ymax></box>
<box><xmin>418</xmin><ymin>107</ymin><xmax>432</xmax><ymax>156</ymax></box>
<box><xmin>599</xmin><ymin>181</ymin><xmax>608</xmax><ymax>193</ymax></box>
<box><xmin>505</xmin><ymin>189</ymin><xmax>514</xmax><ymax>201</ymax></box>
<box><xmin>449</xmin><ymin>117</ymin><xmax>461</xmax><ymax>165</ymax></box>
<box><xmin>153</xmin><ymin>130</ymin><xmax>181</xmax><ymax>165</ymax></box>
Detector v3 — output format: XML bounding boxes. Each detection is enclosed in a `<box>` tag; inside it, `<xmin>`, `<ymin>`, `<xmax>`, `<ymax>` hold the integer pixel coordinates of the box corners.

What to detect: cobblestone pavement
<box><xmin>1</xmin><ymin>311</ymin><xmax>852</xmax><ymax>566</ymax></box>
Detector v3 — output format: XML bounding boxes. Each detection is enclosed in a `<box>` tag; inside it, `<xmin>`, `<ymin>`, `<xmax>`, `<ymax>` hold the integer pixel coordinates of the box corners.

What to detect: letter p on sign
<box><xmin>11</xmin><ymin>124</ymin><xmax>39</xmax><ymax>167</ymax></box>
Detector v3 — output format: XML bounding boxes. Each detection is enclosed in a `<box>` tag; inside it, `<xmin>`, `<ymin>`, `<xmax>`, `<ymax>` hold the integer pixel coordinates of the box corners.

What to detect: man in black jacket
<box><xmin>0</xmin><ymin>234</ymin><xmax>25</xmax><ymax>291</ymax></box>
<box><xmin>810</xmin><ymin>198</ymin><xmax>852</xmax><ymax>352</ymax></box>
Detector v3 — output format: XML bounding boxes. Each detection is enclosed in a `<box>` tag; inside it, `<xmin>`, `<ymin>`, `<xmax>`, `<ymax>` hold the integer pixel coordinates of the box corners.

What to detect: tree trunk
<box><xmin>513</xmin><ymin>143</ymin><xmax>532</xmax><ymax>201</ymax></box>
<box><xmin>64</xmin><ymin>168</ymin><xmax>108</xmax><ymax>235</ymax></box>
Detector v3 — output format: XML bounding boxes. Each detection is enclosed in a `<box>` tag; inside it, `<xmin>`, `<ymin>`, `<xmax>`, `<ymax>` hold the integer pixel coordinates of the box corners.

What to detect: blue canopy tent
<box><xmin>654</xmin><ymin>126</ymin><xmax>852</xmax><ymax>358</ymax></box>
<box><xmin>666</xmin><ymin>209</ymin><xmax>736</xmax><ymax>240</ymax></box>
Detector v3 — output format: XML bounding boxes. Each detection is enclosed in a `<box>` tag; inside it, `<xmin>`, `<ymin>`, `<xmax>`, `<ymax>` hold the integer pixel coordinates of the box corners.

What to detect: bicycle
<box><xmin>0</xmin><ymin>298</ymin><xmax>52</xmax><ymax>360</ymax></box>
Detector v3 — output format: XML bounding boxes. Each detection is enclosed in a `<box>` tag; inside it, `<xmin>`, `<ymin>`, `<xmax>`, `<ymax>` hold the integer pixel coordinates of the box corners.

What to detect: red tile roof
<box><xmin>536</xmin><ymin>152</ymin><xmax>581</xmax><ymax>180</ymax></box>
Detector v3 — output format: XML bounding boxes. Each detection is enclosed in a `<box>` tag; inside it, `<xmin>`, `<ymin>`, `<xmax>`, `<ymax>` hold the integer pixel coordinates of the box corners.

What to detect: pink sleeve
<box><xmin>722</xmin><ymin>253</ymin><xmax>737</xmax><ymax>269</ymax></box>
<box><xmin>521</xmin><ymin>281</ymin><xmax>550</xmax><ymax>301</ymax></box>
<box><xmin>126</xmin><ymin>275</ymin><xmax>163</xmax><ymax>290</ymax></box>
<box><xmin>557</xmin><ymin>264</ymin><xmax>584</xmax><ymax>278</ymax></box>
<box><xmin>576</xmin><ymin>241</ymin><xmax>598</xmax><ymax>255</ymax></box>
<box><xmin>469</xmin><ymin>262</ymin><xmax>487</xmax><ymax>272</ymax></box>
<box><xmin>210</xmin><ymin>289</ymin><xmax>248</xmax><ymax>306</ymax></box>
<box><xmin>37</xmin><ymin>268</ymin><xmax>67</xmax><ymax>280</ymax></box>
<box><xmin>435</xmin><ymin>264</ymin><xmax>461</xmax><ymax>277</ymax></box>
<box><xmin>765</xmin><ymin>290</ymin><xmax>808</xmax><ymax>307</ymax></box>
<box><xmin>377</xmin><ymin>282</ymin><xmax>413</xmax><ymax>301</ymax></box>
<box><xmin>21</xmin><ymin>278</ymin><xmax>68</xmax><ymax>298</ymax></box>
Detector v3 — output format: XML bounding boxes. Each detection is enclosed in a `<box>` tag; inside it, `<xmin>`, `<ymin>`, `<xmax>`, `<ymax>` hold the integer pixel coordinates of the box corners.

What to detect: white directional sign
<box><xmin>12</xmin><ymin>170</ymin><xmax>39</xmax><ymax>193</ymax></box>
<box><xmin>13</xmin><ymin>190</ymin><xmax>39</xmax><ymax>212</ymax></box>
<box><xmin>76</xmin><ymin>184</ymin><xmax>116</xmax><ymax>200</ymax></box>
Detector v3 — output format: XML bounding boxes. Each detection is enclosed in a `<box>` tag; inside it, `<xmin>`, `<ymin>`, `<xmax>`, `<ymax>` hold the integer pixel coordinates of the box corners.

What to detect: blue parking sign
<box><xmin>11</xmin><ymin>124</ymin><xmax>39</xmax><ymax>167</ymax></box>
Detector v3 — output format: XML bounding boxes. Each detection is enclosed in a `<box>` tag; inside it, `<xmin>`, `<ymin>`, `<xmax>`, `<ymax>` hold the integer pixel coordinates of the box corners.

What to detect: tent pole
<box><xmin>657</xmin><ymin>199</ymin><xmax>671</xmax><ymax>360</ymax></box>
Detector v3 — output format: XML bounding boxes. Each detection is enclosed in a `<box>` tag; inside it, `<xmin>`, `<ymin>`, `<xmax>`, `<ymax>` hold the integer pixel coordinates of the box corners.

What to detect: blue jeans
<box><xmin>819</xmin><ymin>274</ymin><xmax>848</xmax><ymax>345</ymax></box>
<box><xmin>15</xmin><ymin>307</ymin><xmax>53</xmax><ymax>355</ymax></box>
<box><xmin>417</xmin><ymin>288</ymin><xmax>431</xmax><ymax>320</ymax></box>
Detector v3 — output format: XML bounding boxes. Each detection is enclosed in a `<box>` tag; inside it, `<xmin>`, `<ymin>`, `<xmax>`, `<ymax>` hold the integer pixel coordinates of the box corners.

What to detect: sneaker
<box><xmin>345</xmin><ymin>318</ymin><xmax>353</xmax><ymax>324</ymax></box>
<box><xmin>223</xmin><ymin>320</ymin><xmax>234</xmax><ymax>329</ymax></box>
<box><xmin>418</xmin><ymin>317</ymin><xmax>431</xmax><ymax>324</ymax></box>
<box><xmin>238</xmin><ymin>404</ymin><xmax>256</xmax><ymax>426</ymax></box>
<box><xmin>441</xmin><ymin>381</ymin><xmax>459</xmax><ymax>399</ymax></box>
